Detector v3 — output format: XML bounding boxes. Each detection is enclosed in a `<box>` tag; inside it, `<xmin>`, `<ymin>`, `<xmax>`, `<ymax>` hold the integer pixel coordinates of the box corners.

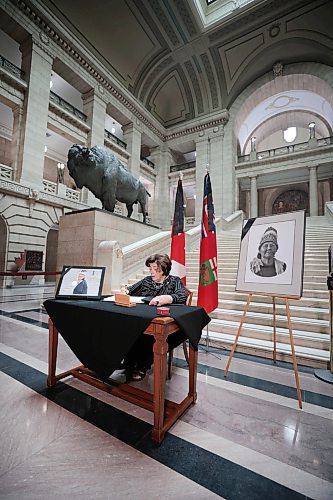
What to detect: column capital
<box><xmin>82</xmin><ymin>87</ymin><xmax>109</xmax><ymax>105</ymax></box>
<box><xmin>122</xmin><ymin>122</ymin><xmax>142</xmax><ymax>135</ymax></box>
<box><xmin>20</xmin><ymin>34</ymin><xmax>54</xmax><ymax>63</ymax></box>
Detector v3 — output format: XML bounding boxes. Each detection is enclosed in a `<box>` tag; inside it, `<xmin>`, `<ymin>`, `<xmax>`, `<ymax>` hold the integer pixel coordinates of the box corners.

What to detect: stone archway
<box><xmin>272</xmin><ymin>189</ymin><xmax>309</xmax><ymax>215</ymax></box>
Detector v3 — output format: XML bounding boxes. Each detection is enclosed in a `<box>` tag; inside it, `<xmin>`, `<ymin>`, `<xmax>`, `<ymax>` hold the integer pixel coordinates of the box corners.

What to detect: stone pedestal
<box><xmin>57</xmin><ymin>208</ymin><xmax>158</xmax><ymax>292</ymax></box>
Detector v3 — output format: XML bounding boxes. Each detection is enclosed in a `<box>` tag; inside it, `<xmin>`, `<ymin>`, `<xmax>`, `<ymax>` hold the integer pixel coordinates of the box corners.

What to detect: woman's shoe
<box><xmin>130</xmin><ymin>368</ymin><xmax>147</xmax><ymax>381</ymax></box>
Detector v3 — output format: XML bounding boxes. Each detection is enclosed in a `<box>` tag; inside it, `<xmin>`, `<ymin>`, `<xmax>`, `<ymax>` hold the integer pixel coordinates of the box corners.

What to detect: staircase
<box><xmin>127</xmin><ymin>217</ymin><xmax>333</xmax><ymax>368</ymax></box>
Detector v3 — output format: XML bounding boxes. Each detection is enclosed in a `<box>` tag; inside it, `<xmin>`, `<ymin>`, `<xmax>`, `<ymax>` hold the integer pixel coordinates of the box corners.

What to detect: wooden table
<box><xmin>47</xmin><ymin>315</ymin><xmax>198</xmax><ymax>444</ymax></box>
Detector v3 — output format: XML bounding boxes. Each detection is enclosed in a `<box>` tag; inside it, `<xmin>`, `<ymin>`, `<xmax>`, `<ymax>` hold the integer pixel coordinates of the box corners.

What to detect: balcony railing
<box><xmin>0</xmin><ymin>55</ymin><xmax>24</xmax><ymax>79</ymax></box>
<box><xmin>0</xmin><ymin>164</ymin><xmax>13</xmax><ymax>180</ymax></box>
<box><xmin>104</xmin><ymin>129</ymin><xmax>127</xmax><ymax>149</ymax></box>
<box><xmin>140</xmin><ymin>156</ymin><xmax>155</xmax><ymax>169</ymax></box>
<box><xmin>170</xmin><ymin>160</ymin><xmax>196</xmax><ymax>173</ymax></box>
<box><xmin>43</xmin><ymin>179</ymin><xmax>57</xmax><ymax>194</ymax></box>
<box><xmin>49</xmin><ymin>91</ymin><xmax>87</xmax><ymax>122</ymax></box>
<box><xmin>238</xmin><ymin>136</ymin><xmax>333</xmax><ymax>163</ymax></box>
<box><xmin>65</xmin><ymin>187</ymin><xmax>80</xmax><ymax>201</ymax></box>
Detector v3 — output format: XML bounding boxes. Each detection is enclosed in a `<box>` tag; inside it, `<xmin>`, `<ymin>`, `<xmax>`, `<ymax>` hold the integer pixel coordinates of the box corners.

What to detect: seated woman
<box><xmin>121</xmin><ymin>253</ymin><xmax>187</xmax><ymax>381</ymax></box>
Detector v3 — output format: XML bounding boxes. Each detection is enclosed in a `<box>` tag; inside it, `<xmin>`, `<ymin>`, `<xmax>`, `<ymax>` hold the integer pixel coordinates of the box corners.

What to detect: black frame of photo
<box><xmin>56</xmin><ymin>266</ymin><xmax>106</xmax><ymax>300</ymax></box>
<box><xmin>236</xmin><ymin>210</ymin><xmax>306</xmax><ymax>298</ymax></box>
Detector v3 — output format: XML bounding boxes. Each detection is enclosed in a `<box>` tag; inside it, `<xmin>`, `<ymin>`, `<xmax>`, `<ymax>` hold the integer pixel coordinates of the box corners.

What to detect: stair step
<box><xmin>204</xmin><ymin>330</ymin><xmax>330</xmax><ymax>362</ymax></box>
<box><xmin>125</xmin><ymin>220</ymin><xmax>333</xmax><ymax>365</ymax></box>
<box><xmin>209</xmin><ymin>318</ymin><xmax>329</xmax><ymax>349</ymax></box>
<box><xmin>210</xmin><ymin>309</ymin><xmax>329</xmax><ymax>334</ymax></box>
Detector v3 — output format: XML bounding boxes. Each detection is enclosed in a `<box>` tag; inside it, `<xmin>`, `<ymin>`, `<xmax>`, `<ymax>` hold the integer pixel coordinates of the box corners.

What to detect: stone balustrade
<box><xmin>0</xmin><ymin>164</ymin><xmax>13</xmax><ymax>180</ymax></box>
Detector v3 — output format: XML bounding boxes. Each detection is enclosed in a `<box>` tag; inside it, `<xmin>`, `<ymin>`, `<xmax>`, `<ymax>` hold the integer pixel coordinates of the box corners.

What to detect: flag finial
<box><xmin>206</xmin><ymin>136</ymin><xmax>211</xmax><ymax>173</ymax></box>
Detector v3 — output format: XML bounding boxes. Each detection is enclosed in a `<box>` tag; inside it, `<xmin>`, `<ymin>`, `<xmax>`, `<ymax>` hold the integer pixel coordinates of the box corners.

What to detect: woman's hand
<box><xmin>149</xmin><ymin>294</ymin><xmax>173</xmax><ymax>306</ymax></box>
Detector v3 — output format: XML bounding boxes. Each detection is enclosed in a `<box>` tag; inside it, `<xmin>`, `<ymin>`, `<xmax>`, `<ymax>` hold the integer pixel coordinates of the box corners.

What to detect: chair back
<box><xmin>184</xmin><ymin>287</ymin><xmax>193</xmax><ymax>306</ymax></box>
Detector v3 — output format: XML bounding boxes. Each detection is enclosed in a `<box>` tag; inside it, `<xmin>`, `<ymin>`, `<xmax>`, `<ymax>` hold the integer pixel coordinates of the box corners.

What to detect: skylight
<box><xmin>191</xmin><ymin>0</ymin><xmax>259</xmax><ymax>31</ymax></box>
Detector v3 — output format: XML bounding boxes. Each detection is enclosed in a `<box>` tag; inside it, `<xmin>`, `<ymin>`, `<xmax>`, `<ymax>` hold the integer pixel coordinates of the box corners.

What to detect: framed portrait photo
<box><xmin>56</xmin><ymin>266</ymin><xmax>105</xmax><ymax>300</ymax></box>
<box><xmin>236</xmin><ymin>210</ymin><xmax>305</xmax><ymax>298</ymax></box>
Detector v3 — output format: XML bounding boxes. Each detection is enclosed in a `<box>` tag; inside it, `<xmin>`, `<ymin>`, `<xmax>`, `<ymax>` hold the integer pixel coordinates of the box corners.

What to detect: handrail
<box><xmin>325</xmin><ymin>201</ymin><xmax>333</xmax><ymax>222</ymax></box>
<box><xmin>0</xmin><ymin>271</ymin><xmax>61</xmax><ymax>277</ymax></box>
<box><xmin>238</xmin><ymin>136</ymin><xmax>333</xmax><ymax>163</ymax></box>
<box><xmin>140</xmin><ymin>156</ymin><xmax>155</xmax><ymax>169</ymax></box>
<box><xmin>105</xmin><ymin>129</ymin><xmax>127</xmax><ymax>149</ymax></box>
<box><xmin>170</xmin><ymin>161</ymin><xmax>196</xmax><ymax>173</ymax></box>
<box><xmin>50</xmin><ymin>91</ymin><xmax>87</xmax><ymax>122</ymax></box>
<box><xmin>0</xmin><ymin>54</ymin><xmax>24</xmax><ymax>79</ymax></box>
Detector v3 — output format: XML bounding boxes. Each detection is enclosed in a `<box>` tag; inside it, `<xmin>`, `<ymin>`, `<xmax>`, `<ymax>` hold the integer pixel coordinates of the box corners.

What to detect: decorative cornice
<box><xmin>8</xmin><ymin>1</ymin><xmax>246</xmax><ymax>144</ymax></box>
<box><xmin>165</xmin><ymin>111</ymin><xmax>229</xmax><ymax>141</ymax></box>
<box><xmin>12</xmin><ymin>0</ymin><xmax>166</xmax><ymax>140</ymax></box>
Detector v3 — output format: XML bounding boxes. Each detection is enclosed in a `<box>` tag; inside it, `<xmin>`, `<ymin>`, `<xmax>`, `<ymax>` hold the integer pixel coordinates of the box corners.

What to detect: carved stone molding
<box><xmin>268</xmin><ymin>23</ymin><xmax>281</xmax><ymax>38</ymax></box>
<box><xmin>273</xmin><ymin>61</ymin><xmax>283</xmax><ymax>78</ymax></box>
<box><xmin>39</xmin><ymin>31</ymin><xmax>50</xmax><ymax>45</ymax></box>
<box><xmin>165</xmin><ymin>111</ymin><xmax>230</xmax><ymax>141</ymax></box>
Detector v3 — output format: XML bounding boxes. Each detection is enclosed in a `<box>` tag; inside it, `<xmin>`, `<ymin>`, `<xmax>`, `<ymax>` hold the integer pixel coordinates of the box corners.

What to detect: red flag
<box><xmin>170</xmin><ymin>178</ymin><xmax>186</xmax><ymax>285</ymax></box>
<box><xmin>197</xmin><ymin>173</ymin><xmax>218</xmax><ymax>313</ymax></box>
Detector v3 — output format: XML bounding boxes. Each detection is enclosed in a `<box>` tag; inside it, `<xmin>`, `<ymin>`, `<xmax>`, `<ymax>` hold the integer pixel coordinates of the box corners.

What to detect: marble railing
<box><xmin>49</xmin><ymin>91</ymin><xmax>87</xmax><ymax>122</ymax></box>
<box><xmin>325</xmin><ymin>201</ymin><xmax>333</xmax><ymax>223</ymax></box>
<box><xmin>42</xmin><ymin>180</ymin><xmax>57</xmax><ymax>194</ymax></box>
<box><xmin>65</xmin><ymin>187</ymin><xmax>80</xmax><ymax>202</ymax></box>
<box><xmin>170</xmin><ymin>160</ymin><xmax>196</xmax><ymax>173</ymax></box>
<box><xmin>0</xmin><ymin>164</ymin><xmax>13</xmax><ymax>180</ymax></box>
<box><xmin>0</xmin><ymin>55</ymin><xmax>24</xmax><ymax>79</ymax></box>
<box><xmin>104</xmin><ymin>129</ymin><xmax>127</xmax><ymax>150</ymax></box>
<box><xmin>238</xmin><ymin>136</ymin><xmax>333</xmax><ymax>163</ymax></box>
<box><xmin>42</xmin><ymin>180</ymin><xmax>81</xmax><ymax>202</ymax></box>
<box><xmin>99</xmin><ymin>212</ymin><xmax>246</xmax><ymax>291</ymax></box>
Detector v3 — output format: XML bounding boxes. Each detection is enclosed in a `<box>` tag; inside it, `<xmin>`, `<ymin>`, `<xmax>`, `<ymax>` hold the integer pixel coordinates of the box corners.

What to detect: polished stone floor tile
<box><xmin>1</xmin><ymin>286</ymin><xmax>333</xmax><ymax>499</ymax></box>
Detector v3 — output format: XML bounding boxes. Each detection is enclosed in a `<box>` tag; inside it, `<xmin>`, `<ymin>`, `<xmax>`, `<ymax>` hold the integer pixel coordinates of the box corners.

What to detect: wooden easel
<box><xmin>224</xmin><ymin>293</ymin><xmax>303</xmax><ymax>409</ymax></box>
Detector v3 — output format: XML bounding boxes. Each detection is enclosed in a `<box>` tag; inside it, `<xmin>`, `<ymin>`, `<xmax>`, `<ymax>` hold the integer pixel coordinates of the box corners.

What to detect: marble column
<box><xmin>195</xmin><ymin>134</ymin><xmax>210</xmax><ymax>225</ymax></box>
<box><xmin>309</xmin><ymin>165</ymin><xmax>319</xmax><ymax>216</ymax></box>
<box><xmin>82</xmin><ymin>88</ymin><xmax>107</xmax><ymax>208</ymax></box>
<box><xmin>250</xmin><ymin>175</ymin><xmax>258</xmax><ymax>218</ymax></box>
<box><xmin>122</xmin><ymin>123</ymin><xmax>142</xmax><ymax>219</ymax></box>
<box><xmin>150</xmin><ymin>145</ymin><xmax>173</xmax><ymax>229</ymax></box>
<box><xmin>17</xmin><ymin>36</ymin><xmax>53</xmax><ymax>187</ymax></box>
<box><xmin>234</xmin><ymin>177</ymin><xmax>239</xmax><ymax>212</ymax></box>
<box><xmin>209</xmin><ymin>130</ymin><xmax>225</xmax><ymax>218</ymax></box>
<box><xmin>82</xmin><ymin>88</ymin><xmax>107</xmax><ymax>147</ymax></box>
<box><xmin>11</xmin><ymin>105</ymin><xmax>24</xmax><ymax>182</ymax></box>
<box><xmin>122</xmin><ymin>123</ymin><xmax>142</xmax><ymax>178</ymax></box>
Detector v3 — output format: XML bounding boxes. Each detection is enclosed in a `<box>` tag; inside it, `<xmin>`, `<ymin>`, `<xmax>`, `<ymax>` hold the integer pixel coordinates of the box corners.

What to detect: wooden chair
<box><xmin>167</xmin><ymin>287</ymin><xmax>193</xmax><ymax>380</ymax></box>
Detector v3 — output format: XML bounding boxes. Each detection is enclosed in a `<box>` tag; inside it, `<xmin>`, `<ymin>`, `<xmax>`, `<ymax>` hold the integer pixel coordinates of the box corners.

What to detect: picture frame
<box><xmin>56</xmin><ymin>266</ymin><xmax>106</xmax><ymax>300</ymax></box>
<box><xmin>236</xmin><ymin>210</ymin><xmax>305</xmax><ymax>298</ymax></box>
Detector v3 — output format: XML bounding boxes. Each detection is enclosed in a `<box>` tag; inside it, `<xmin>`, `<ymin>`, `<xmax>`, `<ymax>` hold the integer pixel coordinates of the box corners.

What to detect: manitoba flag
<box><xmin>170</xmin><ymin>178</ymin><xmax>186</xmax><ymax>285</ymax></box>
<box><xmin>197</xmin><ymin>173</ymin><xmax>218</xmax><ymax>313</ymax></box>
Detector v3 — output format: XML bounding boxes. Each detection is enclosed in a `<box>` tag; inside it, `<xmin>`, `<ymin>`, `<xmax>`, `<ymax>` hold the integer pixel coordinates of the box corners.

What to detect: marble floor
<box><xmin>0</xmin><ymin>285</ymin><xmax>332</xmax><ymax>500</ymax></box>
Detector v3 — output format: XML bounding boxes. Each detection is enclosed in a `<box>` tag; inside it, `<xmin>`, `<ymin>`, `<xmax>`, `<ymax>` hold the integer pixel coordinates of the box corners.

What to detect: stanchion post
<box><xmin>205</xmin><ymin>325</ymin><xmax>209</xmax><ymax>350</ymax></box>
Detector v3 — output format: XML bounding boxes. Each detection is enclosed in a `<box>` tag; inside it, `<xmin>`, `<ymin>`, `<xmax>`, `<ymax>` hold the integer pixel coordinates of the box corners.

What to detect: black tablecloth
<box><xmin>44</xmin><ymin>299</ymin><xmax>210</xmax><ymax>378</ymax></box>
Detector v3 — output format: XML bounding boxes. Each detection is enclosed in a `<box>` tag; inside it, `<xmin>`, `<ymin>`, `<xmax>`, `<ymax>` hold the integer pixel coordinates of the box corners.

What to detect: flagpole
<box><xmin>205</xmin><ymin>138</ymin><xmax>210</xmax><ymax>351</ymax></box>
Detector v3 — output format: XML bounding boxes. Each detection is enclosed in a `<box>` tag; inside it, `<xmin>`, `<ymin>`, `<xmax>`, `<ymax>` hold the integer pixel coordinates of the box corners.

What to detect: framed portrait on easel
<box><xmin>236</xmin><ymin>210</ymin><xmax>306</xmax><ymax>299</ymax></box>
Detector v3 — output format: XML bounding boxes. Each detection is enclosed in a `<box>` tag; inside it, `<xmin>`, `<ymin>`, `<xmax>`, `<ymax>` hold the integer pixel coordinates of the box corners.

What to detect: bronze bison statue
<box><xmin>67</xmin><ymin>145</ymin><xmax>150</xmax><ymax>223</ymax></box>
